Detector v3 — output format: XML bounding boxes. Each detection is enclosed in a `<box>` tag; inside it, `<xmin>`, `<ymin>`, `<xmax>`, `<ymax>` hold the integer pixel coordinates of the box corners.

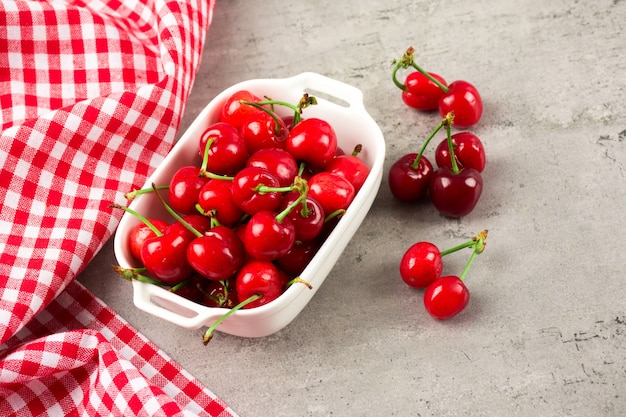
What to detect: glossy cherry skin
<box><xmin>438</xmin><ymin>80</ymin><xmax>483</xmax><ymax>129</ymax></box>
<box><xmin>428</xmin><ymin>167</ymin><xmax>483</xmax><ymax>218</ymax></box>
<box><xmin>243</xmin><ymin>211</ymin><xmax>296</xmax><ymax>261</ymax></box>
<box><xmin>246</xmin><ymin>148</ymin><xmax>298</xmax><ymax>188</ymax></box>
<box><xmin>286</xmin><ymin>118</ymin><xmax>338</xmax><ymax>170</ymax></box>
<box><xmin>308</xmin><ymin>172</ymin><xmax>355</xmax><ymax>215</ymax></box>
<box><xmin>168</xmin><ymin>166</ymin><xmax>208</xmax><ymax>214</ymax></box>
<box><xmin>240</xmin><ymin>110</ymin><xmax>290</xmax><ymax>153</ymax></box>
<box><xmin>423</xmin><ymin>275</ymin><xmax>470</xmax><ymax>320</ymax></box>
<box><xmin>198</xmin><ymin>122</ymin><xmax>249</xmax><ymax>175</ymax></box>
<box><xmin>186</xmin><ymin>225</ymin><xmax>246</xmax><ymax>281</ymax></box>
<box><xmin>279</xmin><ymin>191</ymin><xmax>325</xmax><ymax>242</ymax></box>
<box><xmin>402</xmin><ymin>71</ymin><xmax>447</xmax><ymax>111</ymax></box>
<box><xmin>128</xmin><ymin>218</ymin><xmax>169</xmax><ymax>261</ymax></box>
<box><xmin>196</xmin><ymin>179</ymin><xmax>244</xmax><ymax>227</ymax></box>
<box><xmin>326</xmin><ymin>152</ymin><xmax>370</xmax><ymax>193</ymax></box>
<box><xmin>235</xmin><ymin>260</ymin><xmax>284</xmax><ymax>309</ymax></box>
<box><xmin>220</xmin><ymin>90</ymin><xmax>263</xmax><ymax>129</ymax></box>
<box><xmin>231</xmin><ymin>167</ymin><xmax>283</xmax><ymax>215</ymax></box>
<box><xmin>399</xmin><ymin>242</ymin><xmax>443</xmax><ymax>288</ymax></box>
<box><xmin>434</xmin><ymin>132</ymin><xmax>486</xmax><ymax>173</ymax></box>
<box><xmin>140</xmin><ymin>226</ymin><xmax>194</xmax><ymax>285</ymax></box>
<box><xmin>388</xmin><ymin>153</ymin><xmax>434</xmax><ymax>202</ymax></box>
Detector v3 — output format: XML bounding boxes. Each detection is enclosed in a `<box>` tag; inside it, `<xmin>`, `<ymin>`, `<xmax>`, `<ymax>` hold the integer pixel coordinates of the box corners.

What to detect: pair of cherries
<box><xmin>392</xmin><ymin>46</ymin><xmax>483</xmax><ymax>129</ymax></box>
<box><xmin>114</xmin><ymin>89</ymin><xmax>371</xmax><ymax>343</ymax></box>
<box><xmin>399</xmin><ymin>230</ymin><xmax>488</xmax><ymax>319</ymax></box>
<box><xmin>388</xmin><ymin>112</ymin><xmax>486</xmax><ymax>217</ymax></box>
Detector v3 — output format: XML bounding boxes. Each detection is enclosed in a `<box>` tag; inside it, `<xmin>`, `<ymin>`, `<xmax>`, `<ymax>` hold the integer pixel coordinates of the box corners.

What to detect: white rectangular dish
<box><xmin>113</xmin><ymin>72</ymin><xmax>385</xmax><ymax>337</ymax></box>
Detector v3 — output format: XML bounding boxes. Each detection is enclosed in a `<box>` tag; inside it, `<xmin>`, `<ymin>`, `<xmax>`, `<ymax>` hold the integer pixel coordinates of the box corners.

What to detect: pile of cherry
<box><xmin>112</xmin><ymin>90</ymin><xmax>371</xmax><ymax>343</ymax></box>
<box><xmin>391</xmin><ymin>46</ymin><xmax>489</xmax><ymax>320</ymax></box>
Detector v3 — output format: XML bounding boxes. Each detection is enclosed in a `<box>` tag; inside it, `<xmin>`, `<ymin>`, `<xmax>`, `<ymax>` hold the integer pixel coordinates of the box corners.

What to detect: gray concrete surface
<box><xmin>78</xmin><ymin>1</ymin><xmax>626</xmax><ymax>416</ymax></box>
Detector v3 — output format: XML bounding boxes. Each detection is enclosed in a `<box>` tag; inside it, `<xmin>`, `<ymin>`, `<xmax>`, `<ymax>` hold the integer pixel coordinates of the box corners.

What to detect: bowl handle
<box><xmin>132</xmin><ymin>281</ymin><xmax>224</xmax><ymax>329</ymax></box>
<box><xmin>289</xmin><ymin>72</ymin><xmax>366</xmax><ymax>111</ymax></box>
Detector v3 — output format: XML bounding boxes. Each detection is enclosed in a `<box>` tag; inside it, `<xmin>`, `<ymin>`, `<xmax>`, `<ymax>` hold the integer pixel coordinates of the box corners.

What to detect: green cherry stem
<box><xmin>248</xmin><ymin>94</ymin><xmax>318</xmax><ymax>127</ymax></box>
<box><xmin>391</xmin><ymin>46</ymin><xmax>449</xmax><ymax>93</ymax></box>
<box><xmin>239</xmin><ymin>100</ymin><xmax>283</xmax><ymax>135</ymax></box>
<box><xmin>198</xmin><ymin>137</ymin><xmax>235</xmax><ymax>181</ymax></box>
<box><xmin>202</xmin><ymin>293</ymin><xmax>262</xmax><ymax>345</ymax></box>
<box><xmin>411</xmin><ymin>112</ymin><xmax>454</xmax><ymax>169</ymax></box>
<box><xmin>112</xmin><ymin>265</ymin><xmax>167</xmax><ymax>286</ymax></box>
<box><xmin>151</xmin><ymin>183</ymin><xmax>204</xmax><ymax>238</ymax></box>
<box><xmin>440</xmin><ymin>229</ymin><xmax>488</xmax><ymax>257</ymax></box>
<box><xmin>125</xmin><ymin>185</ymin><xmax>169</xmax><ymax>200</ymax></box>
<box><xmin>109</xmin><ymin>204</ymin><xmax>163</xmax><ymax>237</ymax></box>
<box><xmin>445</xmin><ymin>116</ymin><xmax>461</xmax><ymax>174</ymax></box>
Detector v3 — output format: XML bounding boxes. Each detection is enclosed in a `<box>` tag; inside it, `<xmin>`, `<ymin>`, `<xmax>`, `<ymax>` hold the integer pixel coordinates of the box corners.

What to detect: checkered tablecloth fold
<box><xmin>0</xmin><ymin>0</ymin><xmax>237</xmax><ymax>415</ymax></box>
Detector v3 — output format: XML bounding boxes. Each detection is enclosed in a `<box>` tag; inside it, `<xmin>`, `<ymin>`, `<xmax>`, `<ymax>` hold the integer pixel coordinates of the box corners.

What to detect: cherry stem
<box><xmin>109</xmin><ymin>204</ymin><xmax>163</xmax><ymax>237</ymax></box>
<box><xmin>151</xmin><ymin>183</ymin><xmax>204</xmax><ymax>238</ymax></box>
<box><xmin>202</xmin><ymin>293</ymin><xmax>262</xmax><ymax>345</ymax></box>
<box><xmin>198</xmin><ymin>136</ymin><xmax>235</xmax><ymax>181</ymax></box>
<box><xmin>253</xmin><ymin>93</ymin><xmax>317</xmax><ymax>127</ymax></box>
<box><xmin>286</xmin><ymin>276</ymin><xmax>313</xmax><ymax>290</ymax></box>
<box><xmin>276</xmin><ymin>191</ymin><xmax>305</xmax><ymax>223</ymax></box>
<box><xmin>112</xmin><ymin>265</ymin><xmax>166</xmax><ymax>286</ymax></box>
<box><xmin>459</xmin><ymin>232</ymin><xmax>489</xmax><ymax>282</ymax></box>
<box><xmin>445</xmin><ymin>117</ymin><xmax>461</xmax><ymax>174</ymax></box>
<box><xmin>351</xmin><ymin>144</ymin><xmax>363</xmax><ymax>156</ymax></box>
<box><xmin>411</xmin><ymin>113</ymin><xmax>453</xmax><ymax>169</ymax></box>
<box><xmin>324</xmin><ymin>209</ymin><xmax>345</xmax><ymax>223</ymax></box>
<box><xmin>391</xmin><ymin>46</ymin><xmax>449</xmax><ymax>93</ymax></box>
<box><xmin>239</xmin><ymin>100</ymin><xmax>283</xmax><ymax>135</ymax></box>
<box><xmin>125</xmin><ymin>185</ymin><xmax>169</xmax><ymax>200</ymax></box>
<box><xmin>440</xmin><ymin>229</ymin><xmax>488</xmax><ymax>257</ymax></box>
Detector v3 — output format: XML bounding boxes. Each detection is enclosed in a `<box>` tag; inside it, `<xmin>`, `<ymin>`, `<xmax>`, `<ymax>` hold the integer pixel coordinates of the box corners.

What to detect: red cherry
<box><xmin>219</xmin><ymin>90</ymin><xmax>263</xmax><ymax>129</ymax></box>
<box><xmin>186</xmin><ymin>225</ymin><xmax>246</xmax><ymax>281</ymax></box>
<box><xmin>198</xmin><ymin>122</ymin><xmax>249</xmax><ymax>175</ymax></box>
<box><xmin>240</xmin><ymin>110</ymin><xmax>289</xmax><ymax>153</ymax></box>
<box><xmin>402</xmin><ymin>71</ymin><xmax>447</xmax><ymax>111</ymax></box>
<box><xmin>140</xmin><ymin>225</ymin><xmax>194</xmax><ymax>285</ymax></box>
<box><xmin>428</xmin><ymin>166</ymin><xmax>483</xmax><ymax>217</ymax></box>
<box><xmin>128</xmin><ymin>218</ymin><xmax>169</xmax><ymax>261</ymax></box>
<box><xmin>423</xmin><ymin>275</ymin><xmax>470</xmax><ymax>320</ymax></box>
<box><xmin>235</xmin><ymin>260</ymin><xmax>284</xmax><ymax>309</ymax></box>
<box><xmin>168</xmin><ymin>166</ymin><xmax>208</xmax><ymax>215</ymax></box>
<box><xmin>286</xmin><ymin>118</ymin><xmax>338</xmax><ymax>170</ymax></box>
<box><xmin>399</xmin><ymin>242</ymin><xmax>443</xmax><ymax>288</ymax></box>
<box><xmin>326</xmin><ymin>147</ymin><xmax>371</xmax><ymax>193</ymax></box>
<box><xmin>279</xmin><ymin>191</ymin><xmax>325</xmax><ymax>242</ymax></box>
<box><xmin>243</xmin><ymin>210</ymin><xmax>296</xmax><ymax>261</ymax></box>
<box><xmin>196</xmin><ymin>179</ymin><xmax>244</xmax><ymax>227</ymax></box>
<box><xmin>438</xmin><ymin>80</ymin><xmax>483</xmax><ymax>129</ymax></box>
<box><xmin>308</xmin><ymin>172</ymin><xmax>355</xmax><ymax>215</ymax></box>
<box><xmin>388</xmin><ymin>153</ymin><xmax>433</xmax><ymax>202</ymax></box>
<box><xmin>276</xmin><ymin>240</ymin><xmax>320</xmax><ymax>277</ymax></box>
<box><xmin>231</xmin><ymin>166</ymin><xmax>283</xmax><ymax>215</ymax></box>
<box><xmin>434</xmin><ymin>131</ymin><xmax>486</xmax><ymax>173</ymax></box>
<box><xmin>246</xmin><ymin>148</ymin><xmax>298</xmax><ymax>188</ymax></box>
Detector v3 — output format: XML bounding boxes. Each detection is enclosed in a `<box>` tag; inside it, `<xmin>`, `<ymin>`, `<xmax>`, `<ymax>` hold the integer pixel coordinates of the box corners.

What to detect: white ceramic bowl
<box><xmin>113</xmin><ymin>72</ymin><xmax>385</xmax><ymax>337</ymax></box>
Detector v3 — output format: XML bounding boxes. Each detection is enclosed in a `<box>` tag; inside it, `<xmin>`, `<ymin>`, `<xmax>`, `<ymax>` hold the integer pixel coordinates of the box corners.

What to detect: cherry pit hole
<box><xmin>304</xmin><ymin>88</ymin><xmax>350</xmax><ymax>108</ymax></box>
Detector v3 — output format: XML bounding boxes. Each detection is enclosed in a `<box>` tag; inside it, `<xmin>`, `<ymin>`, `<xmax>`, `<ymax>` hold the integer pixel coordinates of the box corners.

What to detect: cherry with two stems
<box><xmin>428</xmin><ymin>117</ymin><xmax>483</xmax><ymax>217</ymax></box>
<box><xmin>424</xmin><ymin>230</ymin><xmax>488</xmax><ymax>320</ymax></box>
<box><xmin>392</xmin><ymin>46</ymin><xmax>483</xmax><ymax>129</ymax></box>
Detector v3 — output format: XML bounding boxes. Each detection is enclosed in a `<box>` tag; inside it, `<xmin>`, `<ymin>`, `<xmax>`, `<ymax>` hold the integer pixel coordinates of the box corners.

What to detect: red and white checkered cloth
<box><xmin>0</xmin><ymin>0</ymin><xmax>237</xmax><ymax>415</ymax></box>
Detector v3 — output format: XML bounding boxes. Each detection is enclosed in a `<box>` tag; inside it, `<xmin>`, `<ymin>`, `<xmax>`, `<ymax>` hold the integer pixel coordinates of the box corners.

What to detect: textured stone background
<box><xmin>80</xmin><ymin>1</ymin><xmax>626</xmax><ymax>415</ymax></box>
